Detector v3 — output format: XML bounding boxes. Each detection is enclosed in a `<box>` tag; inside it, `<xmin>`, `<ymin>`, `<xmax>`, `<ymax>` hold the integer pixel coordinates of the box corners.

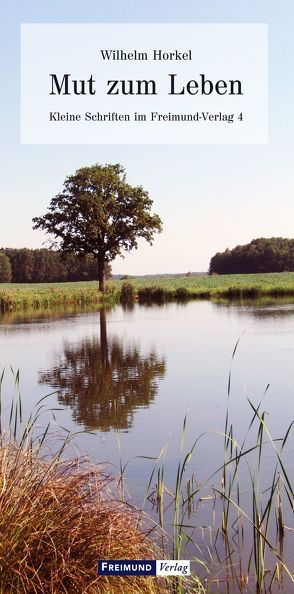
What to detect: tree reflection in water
<box><xmin>38</xmin><ymin>310</ymin><xmax>166</xmax><ymax>431</ymax></box>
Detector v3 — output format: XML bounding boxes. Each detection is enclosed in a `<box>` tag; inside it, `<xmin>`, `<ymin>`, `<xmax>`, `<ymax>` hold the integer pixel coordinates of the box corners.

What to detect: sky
<box><xmin>0</xmin><ymin>0</ymin><xmax>294</xmax><ymax>275</ymax></box>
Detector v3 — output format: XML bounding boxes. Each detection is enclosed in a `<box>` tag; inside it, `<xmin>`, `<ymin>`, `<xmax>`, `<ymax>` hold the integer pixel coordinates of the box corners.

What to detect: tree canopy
<box><xmin>0</xmin><ymin>252</ymin><xmax>12</xmax><ymax>283</ymax></box>
<box><xmin>33</xmin><ymin>163</ymin><xmax>162</xmax><ymax>291</ymax></box>
<box><xmin>0</xmin><ymin>248</ymin><xmax>111</xmax><ymax>283</ymax></box>
<box><xmin>209</xmin><ymin>238</ymin><xmax>294</xmax><ymax>274</ymax></box>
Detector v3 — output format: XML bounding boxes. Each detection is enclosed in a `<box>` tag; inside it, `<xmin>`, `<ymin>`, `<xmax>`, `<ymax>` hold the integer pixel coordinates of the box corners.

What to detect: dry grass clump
<box><xmin>0</xmin><ymin>441</ymin><xmax>166</xmax><ymax>594</ymax></box>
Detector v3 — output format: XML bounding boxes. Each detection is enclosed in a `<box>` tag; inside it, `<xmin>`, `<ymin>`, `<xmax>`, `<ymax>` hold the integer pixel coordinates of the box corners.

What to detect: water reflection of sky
<box><xmin>0</xmin><ymin>300</ymin><xmax>293</xmax><ymax>591</ymax></box>
<box><xmin>0</xmin><ymin>300</ymin><xmax>292</xmax><ymax>479</ymax></box>
<box><xmin>0</xmin><ymin>300</ymin><xmax>294</xmax><ymax>452</ymax></box>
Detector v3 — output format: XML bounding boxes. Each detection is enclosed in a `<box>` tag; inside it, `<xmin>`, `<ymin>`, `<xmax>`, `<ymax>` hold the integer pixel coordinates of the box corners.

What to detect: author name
<box><xmin>100</xmin><ymin>49</ymin><xmax>192</xmax><ymax>61</ymax></box>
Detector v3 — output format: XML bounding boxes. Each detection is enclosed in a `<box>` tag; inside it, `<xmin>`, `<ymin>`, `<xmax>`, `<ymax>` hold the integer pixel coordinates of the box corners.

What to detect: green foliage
<box><xmin>138</xmin><ymin>286</ymin><xmax>166</xmax><ymax>303</ymax></box>
<box><xmin>137</xmin><ymin>285</ymin><xmax>192</xmax><ymax>303</ymax></box>
<box><xmin>131</xmin><ymin>273</ymin><xmax>294</xmax><ymax>301</ymax></box>
<box><xmin>1</xmin><ymin>273</ymin><xmax>294</xmax><ymax>310</ymax></box>
<box><xmin>0</xmin><ymin>281</ymin><xmax>120</xmax><ymax>311</ymax></box>
<box><xmin>120</xmin><ymin>281</ymin><xmax>135</xmax><ymax>303</ymax></box>
<box><xmin>0</xmin><ymin>252</ymin><xmax>12</xmax><ymax>283</ymax></box>
<box><xmin>33</xmin><ymin>163</ymin><xmax>162</xmax><ymax>291</ymax></box>
<box><xmin>209</xmin><ymin>237</ymin><xmax>294</xmax><ymax>274</ymax></box>
<box><xmin>1</xmin><ymin>248</ymin><xmax>111</xmax><ymax>283</ymax></box>
<box><xmin>174</xmin><ymin>287</ymin><xmax>189</xmax><ymax>301</ymax></box>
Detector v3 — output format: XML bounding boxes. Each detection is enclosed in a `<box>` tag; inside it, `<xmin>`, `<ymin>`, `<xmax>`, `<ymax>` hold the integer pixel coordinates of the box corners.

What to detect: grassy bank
<box><xmin>125</xmin><ymin>272</ymin><xmax>294</xmax><ymax>301</ymax></box>
<box><xmin>1</xmin><ymin>272</ymin><xmax>294</xmax><ymax>310</ymax></box>
<box><xmin>0</xmin><ymin>281</ymin><xmax>119</xmax><ymax>311</ymax></box>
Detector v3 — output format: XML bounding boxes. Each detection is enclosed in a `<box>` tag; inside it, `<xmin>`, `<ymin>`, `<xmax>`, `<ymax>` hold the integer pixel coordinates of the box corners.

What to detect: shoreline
<box><xmin>1</xmin><ymin>272</ymin><xmax>294</xmax><ymax>310</ymax></box>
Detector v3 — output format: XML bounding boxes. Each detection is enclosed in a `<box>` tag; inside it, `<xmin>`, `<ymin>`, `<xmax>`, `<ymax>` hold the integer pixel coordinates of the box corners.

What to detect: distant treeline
<box><xmin>0</xmin><ymin>248</ymin><xmax>111</xmax><ymax>283</ymax></box>
<box><xmin>209</xmin><ymin>238</ymin><xmax>294</xmax><ymax>274</ymax></box>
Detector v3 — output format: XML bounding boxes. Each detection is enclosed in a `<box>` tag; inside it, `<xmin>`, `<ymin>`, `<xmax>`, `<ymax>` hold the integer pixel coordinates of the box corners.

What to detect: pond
<box><xmin>0</xmin><ymin>298</ymin><xmax>293</xmax><ymax>592</ymax></box>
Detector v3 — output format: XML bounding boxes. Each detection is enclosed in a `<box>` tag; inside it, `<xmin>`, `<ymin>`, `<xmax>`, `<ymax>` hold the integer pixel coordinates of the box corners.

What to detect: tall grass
<box><xmin>141</xmin><ymin>339</ymin><xmax>294</xmax><ymax>593</ymax></box>
<box><xmin>0</xmin><ymin>282</ymin><xmax>120</xmax><ymax>311</ymax></box>
<box><xmin>215</xmin><ymin>338</ymin><xmax>294</xmax><ymax>589</ymax></box>
<box><xmin>0</xmin><ymin>371</ymin><xmax>169</xmax><ymax>594</ymax></box>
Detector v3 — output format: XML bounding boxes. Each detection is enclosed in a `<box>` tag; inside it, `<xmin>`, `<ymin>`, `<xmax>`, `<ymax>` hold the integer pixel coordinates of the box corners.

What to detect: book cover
<box><xmin>0</xmin><ymin>1</ymin><xmax>293</xmax><ymax>593</ymax></box>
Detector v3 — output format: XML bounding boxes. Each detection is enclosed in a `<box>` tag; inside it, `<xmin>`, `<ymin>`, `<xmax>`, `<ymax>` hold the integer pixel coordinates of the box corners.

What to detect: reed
<box><xmin>0</xmin><ymin>371</ymin><xmax>169</xmax><ymax>594</ymax></box>
<box><xmin>1</xmin><ymin>343</ymin><xmax>293</xmax><ymax>593</ymax></box>
<box><xmin>142</xmin><ymin>339</ymin><xmax>294</xmax><ymax>593</ymax></box>
<box><xmin>0</xmin><ymin>282</ymin><xmax>120</xmax><ymax>311</ymax></box>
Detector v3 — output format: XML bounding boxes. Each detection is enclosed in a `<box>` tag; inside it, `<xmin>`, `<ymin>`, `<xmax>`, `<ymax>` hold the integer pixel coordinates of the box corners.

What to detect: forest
<box><xmin>209</xmin><ymin>238</ymin><xmax>294</xmax><ymax>274</ymax></box>
<box><xmin>0</xmin><ymin>248</ymin><xmax>111</xmax><ymax>283</ymax></box>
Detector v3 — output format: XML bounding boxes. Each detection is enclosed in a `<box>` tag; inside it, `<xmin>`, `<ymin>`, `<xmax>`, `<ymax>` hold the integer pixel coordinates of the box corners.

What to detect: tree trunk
<box><xmin>98</xmin><ymin>254</ymin><xmax>105</xmax><ymax>292</ymax></box>
<box><xmin>99</xmin><ymin>309</ymin><xmax>109</xmax><ymax>367</ymax></box>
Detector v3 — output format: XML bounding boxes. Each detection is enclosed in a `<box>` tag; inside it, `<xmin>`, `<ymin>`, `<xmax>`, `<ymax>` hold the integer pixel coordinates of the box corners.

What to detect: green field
<box><xmin>120</xmin><ymin>271</ymin><xmax>294</xmax><ymax>295</ymax></box>
<box><xmin>1</xmin><ymin>272</ymin><xmax>294</xmax><ymax>310</ymax></box>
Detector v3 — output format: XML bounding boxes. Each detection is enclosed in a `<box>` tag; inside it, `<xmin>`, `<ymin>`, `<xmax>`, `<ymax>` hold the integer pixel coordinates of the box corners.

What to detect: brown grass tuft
<box><xmin>0</xmin><ymin>441</ymin><xmax>167</xmax><ymax>594</ymax></box>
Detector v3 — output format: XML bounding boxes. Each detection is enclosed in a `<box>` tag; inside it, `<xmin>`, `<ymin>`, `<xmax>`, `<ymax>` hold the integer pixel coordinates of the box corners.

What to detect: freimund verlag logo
<box><xmin>98</xmin><ymin>560</ymin><xmax>190</xmax><ymax>576</ymax></box>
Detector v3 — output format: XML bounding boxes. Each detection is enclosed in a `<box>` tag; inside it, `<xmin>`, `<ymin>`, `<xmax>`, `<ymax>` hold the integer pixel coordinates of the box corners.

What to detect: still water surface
<box><xmin>0</xmin><ymin>299</ymin><xmax>293</xmax><ymax>591</ymax></box>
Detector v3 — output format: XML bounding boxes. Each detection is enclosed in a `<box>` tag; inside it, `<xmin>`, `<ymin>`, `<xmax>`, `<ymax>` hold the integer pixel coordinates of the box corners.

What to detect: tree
<box><xmin>32</xmin><ymin>164</ymin><xmax>162</xmax><ymax>291</ymax></box>
<box><xmin>2</xmin><ymin>248</ymin><xmax>112</xmax><ymax>283</ymax></box>
<box><xmin>38</xmin><ymin>310</ymin><xmax>165</xmax><ymax>431</ymax></box>
<box><xmin>209</xmin><ymin>238</ymin><xmax>294</xmax><ymax>274</ymax></box>
<box><xmin>0</xmin><ymin>252</ymin><xmax>12</xmax><ymax>283</ymax></box>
